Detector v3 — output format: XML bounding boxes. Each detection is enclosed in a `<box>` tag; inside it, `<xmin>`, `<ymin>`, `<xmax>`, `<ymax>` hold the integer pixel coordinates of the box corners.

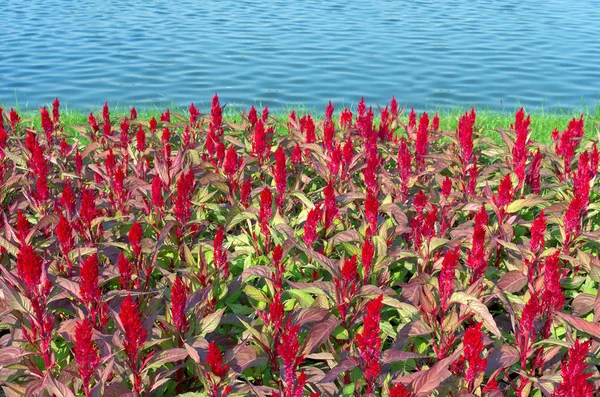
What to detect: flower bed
<box><xmin>0</xmin><ymin>97</ymin><xmax>598</xmax><ymax>396</ymax></box>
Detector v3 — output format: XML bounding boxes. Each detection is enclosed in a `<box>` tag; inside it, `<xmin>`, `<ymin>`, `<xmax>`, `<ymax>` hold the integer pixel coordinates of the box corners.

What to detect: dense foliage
<box><xmin>0</xmin><ymin>97</ymin><xmax>599</xmax><ymax>396</ymax></box>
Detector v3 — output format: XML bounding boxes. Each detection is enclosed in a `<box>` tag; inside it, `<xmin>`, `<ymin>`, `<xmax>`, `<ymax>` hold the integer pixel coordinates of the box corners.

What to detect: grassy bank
<box><xmin>3</xmin><ymin>103</ymin><xmax>600</xmax><ymax>145</ymax></box>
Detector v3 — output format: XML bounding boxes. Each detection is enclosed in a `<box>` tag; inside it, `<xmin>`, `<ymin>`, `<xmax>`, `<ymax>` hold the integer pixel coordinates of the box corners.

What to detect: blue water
<box><xmin>1</xmin><ymin>0</ymin><xmax>599</xmax><ymax>112</ymax></box>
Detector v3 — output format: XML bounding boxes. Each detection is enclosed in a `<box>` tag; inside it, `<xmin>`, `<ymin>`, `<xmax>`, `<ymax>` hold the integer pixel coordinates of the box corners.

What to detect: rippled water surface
<box><xmin>1</xmin><ymin>0</ymin><xmax>599</xmax><ymax>111</ymax></box>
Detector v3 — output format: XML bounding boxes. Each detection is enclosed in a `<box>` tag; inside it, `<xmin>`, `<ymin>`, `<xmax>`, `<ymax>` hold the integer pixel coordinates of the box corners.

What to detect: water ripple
<box><xmin>1</xmin><ymin>0</ymin><xmax>599</xmax><ymax>111</ymax></box>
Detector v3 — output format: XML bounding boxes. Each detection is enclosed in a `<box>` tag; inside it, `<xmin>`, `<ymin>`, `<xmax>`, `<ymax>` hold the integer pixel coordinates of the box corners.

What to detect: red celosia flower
<box><xmin>390</xmin><ymin>383</ymin><xmax>412</xmax><ymax>397</ymax></box>
<box><xmin>40</xmin><ymin>106</ymin><xmax>53</xmax><ymax>141</ymax></box>
<box><xmin>161</xmin><ymin>127</ymin><xmax>171</xmax><ymax>146</ymax></box>
<box><xmin>105</xmin><ymin>148</ymin><xmax>116</xmax><ymax>177</ymax></box>
<box><xmin>52</xmin><ymin>98</ymin><xmax>60</xmax><ymax>123</ymax></box>
<box><xmin>17</xmin><ymin>244</ymin><xmax>42</xmax><ymax>294</ymax></box>
<box><xmin>341</xmin><ymin>255</ymin><xmax>358</xmax><ymax>287</ymax></box>
<box><xmin>149</xmin><ymin>116</ymin><xmax>157</xmax><ymax>133</ymax></box>
<box><xmin>151</xmin><ymin>175</ymin><xmax>164</xmax><ymax>211</ymax></box>
<box><xmin>441</xmin><ymin>175</ymin><xmax>452</xmax><ymax>198</ymax></box>
<box><xmin>301</xmin><ymin>114</ymin><xmax>316</xmax><ymax>144</ymax></box>
<box><xmin>119</xmin><ymin>295</ymin><xmax>146</xmax><ymax>391</ymax></box>
<box><xmin>439</xmin><ymin>247</ymin><xmax>460</xmax><ymax>311</ymax></box>
<box><xmin>365</xmin><ymin>191</ymin><xmax>378</xmax><ymax>231</ymax></box>
<box><xmin>224</xmin><ymin>145</ymin><xmax>239</xmax><ymax>177</ymax></box>
<box><xmin>541</xmin><ymin>252</ymin><xmax>565</xmax><ymax>315</ymax></box>
<box><xmin>274</xmin><ymin>146</ymin><xmax>287</xmax><ymax>211</ymax></box>
<box><xmin>463</xmin><ymin>322</ymin><xmax>487</xmax><ymax>389</ymax></box>
<box><xmin>323</xmin><ymin>119</ymin><xmax>335</xmax><ymax>152</ymax></box>
<box><xmin>343</xmin><ymin>137</ymin><xmax>354</xmax><ymax>168</ymax></box>
<box><xmin>277</xmin><ymin>319</ymin><xmax>304</xmax><ymax>396</ymax></box>
<box><xmin>432</xmin><ymin>112</ymin><xmax>440</xmax><ymax>132</ymax></box>
<box><xmin>397</xmin><ymin>138</ymin><xmax>412</xmax><ymax>197</ymax></box>
<box><xmin>183</xmin><ymin>125</ymin><xmax>191</xmax><ymax>149</ymax></box>
<box><xmin>407</xmin><ymin>108</ymin><xmax>416</xmax><ymax>132</ymax></box>
<box><xmin>251</xmin><ymin>119</ymin><xmax>268</xmax><ymax>162</ymax></box>
<box><xmin>189</xmin><ymin>102</ymin><xmax>199</xmax><ymax>125</ymax></box>
<box><xmin>552</xmin><ymin>115</ymin><xmax>585</xmax><ymax>177</ymax></box>
<box><xmin>415</xmin><ymin>112</ymin><xmax>429</xmax><ymax>172</ymax></box>
<box><xmin>530</xmin><ymin>211</ymin><xmax>546</xmax><ymax>254</ymax></box>
<box><xmin>88</xmin><ymin>112</ymin><xmax>99</xmax><ymax>135</ymax></box>
<box><xmin>355</xmin><ymin>295</ymin><xmax>383</xmax><ymax>393</ymax></box>
<box><xmin>292</xmin><ymin>143</ymin><xmax>303</xmax><ymax>166</ymax></box>
<box><xmin>206</xmin><ymin>342</ymin><xmax>228</xmax><ymax>377</ymax></box>
<box><xmin>262</xmin><ymin>105</ymin><xmax>269</xmax><ymax>122</ymax></box>
<box><xmin>563</xmin><ymin>195</ymin><xmax>584</xmax><ymax>245</ymax></box>
<box><xmin>390</xmin><ymin>96</ymin><xmax>399</xmax><ymax>120</ymax></box>
<box><xmin>216</xmin><ymin>140</ymin><xmax>225</xmax><ymax>166</ymax></box>
<box><xmin>457</xmin><ymin>108</ymin><xmax>476</xmax><ymax>165</ymax></box>
<box><xmin>526</xmin><ymin>148</ymin><xmax>542</xmax><ymax>194</ymax></box>
<box><xmin>213</xmin><ymin>226</ymin><xmax>229</xmax><ymax>277</ymax></box>
<box><xmin>161</xmin><ymin>109</ymin><xmax>171</xmax><ymax>123</ymax></box>
<box><xmin>304</xmin><ymin>204</ymin><xmax>322</xmax><ymax>249</ymax></box>
<box><xmin>339</xmin><ymin>108</ymin><xmax>353</xmax><ymax>129</ymax></box>
<box><xmin>118</xmin><ymin>253</ymin><xmax>132</xmax><ymax>289</ymax></box>
<box><xmin>120</xmin><ymin>117</ymin><xmax>130</xmax><ymax>147</ymax></box>
<box><xmin>136</xmin><ymin>124</ymin><xmax>145</xmax><ymax>152</ymax></box>
<box><xmin>378</xmin><ymin>106</ymin><xmax>390</xmax><ymax>141</ymax></box>
<box><xmin>248</xmin><ymin>105</ymin><xmax>258</xmax><ymax>126</ymax></box>
<box><xmin>362</xmin><ymin>229</ymin><xmax>375</xmax><ymax>282</ymax></box>
<box><xmin>493</xmin><ymin>173</ymin><xmax>514</xmax><ymax>218</ymax></box>
<box><xmin>511</xmin><ymin>107</ymin><xmax>531</xmax><ymax>185</ymax></box>
<box><xmin>518</xmin><ymin>294</ymin><xmax>539</xmax><ymax>366</ymax></box>
<box><xmin>129</xmin><ymin>106</ymin><xmax>137</xmax><ymax>120</ymax></box>
<box><xmin>171</xmin><ymin>276</ymin><xmax>189</xmax><ymax>334</ymax></box>
<box><xmin>240</xmin><ymin>177</ymin><xmax>252</xmax><ymax>207</ymax></box>
<box><xmin>16</xmin><ymin>209</ymin><xmax>30</xmax><ymax>244</ymax></box>
<box><xmin>56</xmin><ymin>215</ymin><xmax>74</xmax><ymax>262</ymax></box>
<box><xmin>74</xmin><ymin>318</ymin><xmax>100</xmax><ymax>396</ymax></box>
<box><xmin>467</xmin><ymin>206</ymin><xmax>488</xmax><ymax>282</ymax></box>
<box><xmin>364</xmin><ymin>152</ymin><xmax>380</xmax><ymax>194</ymax></box>
<box><xmin>129</xmin><ymin>222</ymin><xmax>143</xmax><ymax>257</ymax></box>
<box><xmin>9</xmin><ymin>108</ymin><xmax>20</xmax><ymax>129</ymax></box>
<box><xmin>328</xmin><ymin>143</ymin><xmax>342</xmax><ymax>178</ymax></box>
<box><xmin>59</xmin><ymin>138</ymin><xmax>70</xmax><ymax>157</ymax></box>
<box><xmin>553</xmin><ymin>339</ymin><xmax>594</xmax><ymax>397</ymax></box>
<box><xmin>259</xmin><ymin>187</ymin><xmax>273</xmax><ymax>236</ymax></box>
<box><xmin>80</xmin><ymin>255</ymin><xmax>100</xmax><ymax>307</ymax></box>
<box><xmin>75</xmin><ymin>148</ymin><xmax>83</xmax><ymax>175</ymax></box>
<box><xmin>174</xmin><ymin>170</ymin><xmax>194</xmax><ymax>226</ymax></box>
<box><xmin>267</xmin><ymin>290</ymin><xmax>284</xmax><ymax>329</ymax></box>
<box><xmin>323</xmin><ymin>181</ymin><xmax>338</xmax><ymax>231</ymax></box>
<box><xmin>102</xmin><ymin>102</ymin><xmax>110</xmax><ymax>125</ymax></box>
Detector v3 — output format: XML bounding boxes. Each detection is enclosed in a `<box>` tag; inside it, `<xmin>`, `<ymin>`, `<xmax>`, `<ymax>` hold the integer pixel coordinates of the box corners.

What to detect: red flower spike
<box><xmin>149</xmin><ymin>117</ymin><xmax>157</xmax><ymax>133</ymax></box>
<box><xmin>56</xmin><ymin>215</ymin><xmax>74</xmax><ymax>258</ymax></box>
<box><xmin>129</xmin><ymin>222</ymin><xmax>143</xmax><ymax>257</ymax></box>
<box><xmin>120</xmin><ymin>117</ymin><xmax>130</xmax><ymax>147</ymax></box>
<box><xmin>527</xmin><ymin>148</ymin><xmax>542</xmax><ymax>194</ymax></box>
<box><xmin>432</xmin><ymin>112</ymin><xmax>440</xmax><ymax>132</ymax></box>
<box><xmin>441</xmin><ymin>175</ymin><xmax>452</xmax><ymax>198</ymax></box>
<box><xmin>248</xmin><ymin>105</ymin><xmax>258</xmax><ymax>126</ymax></box>
<box><xmin>457</xmin><ymin>108</ymin><xmax>476</xmax><ymax>165</ymax></box>
<box><xmin>224</xmin><ymin>145</ymin><xmax>239</xmax><ymax>177</ymax></box>
<box><xmin>439</xmin><ymin>247</ymin><xmax>460</xmax><ymax>311</ymax></box>
<box><xmin>80</xmin><ymin>255</ymin><xmax>100</xmax><ymax>307</ymax></box>
<box><xmin>189</xmin><ymin>102</ymin><xmax>200</xmax><ymax>125</ymax></box>
<box><xmin>102</xmin><ymin>102</ymin><xmax>110</xmax><ymax>125</ymax></box>
<box><xmin>119</xmin><ymin>295</ymin><xmax>146</xmax><ymax>390</ymax></box>
<box><xmin>273</xmin><ymin>146</ymin><xmax>287</xmax><ymax>211</ymax></box>
<box><xmin>339</xmin><ymin>108</ymin><xmax>353</xmax><ymax>129</ymax></box>
<box><xmin>553</xmin><ymin>339</ymin><xmax>594</xmax><ymax>397</ymax></box>
<box><xmin>240</xmin><ymin>177</ymin><xmax>252</xmax><ymax>207</ymax></box>
<box><xmin>118</xmin><ymin>253</ymin><xmax>132</xmax><ymax>289</ymax></box>
<box><xmin>9</xmin><ymin>108</ymin><xmax>21</xmax><ymax>129</ymax></box>
<box><xmin>493</xmin><ymin>173</ymin><xmax>514</xmax><ymax>210</ymax></box>
<box><xmin>52</xmin><ymin>98</ymin><xmax>60</xmax><ymax>123</ymax></box>
<box><xmin>511</xmin><ymin>107</ymin><xmax>531</xmax><ymax>185</ymax></box>
<box><xmin>40</xmin><ymin>106</ymin><xmax>53</xmax><ymax>141</ymax></box>
<box><xmin>277</xmin><ymin>319</ymin><xmax>304</xmax><ymax>395</ymax></box>
<box><xmin>304</xmin><ymin>204</ymin><xmax>322</xmax><ymax>249</ymax></box>
<box><xmin>467</xmin><ymin>206</ymin><xmax>488</xmax><ymax>282</ymax></box>
<box><xmin>88</xmin><ymin>112</ymin><xmax>99</xmax><ymax>134</ymax></box>
<box><xmin>16</xmin><ymin>209</ymin><xmax>30</xmax><ymax>244</ymax></box>
<box><xmin>341</xmin><ymin>255</ymin><xmax>358</xmax><ymax>287</ymax></box>
<box><xmin>160</xmin><ymin>109</ymin><xmax>171</xmax><ymax>123</ymax></box>
<box><xmin>407</xmin><ymin>108</ymin><xmax>416</xmax><ymax>132</ymax></box>
<box><xmin>206</xmin><ymin>342</ymin><xmax>228</xmax><ymax>377</ymax></box>
<box><xmin>17</xmin><ymin>245</ymin><xmax>42</xmax><ymax>294</ymax></box>
<box><xmin>355</xmin><ymin>295</ymin><xmax>383</xmax><ymax>393</ymax></box>
<box><xmin>251</xmin><ymin>119</ymin><xmax>268</xmax><ymax>162</ymax></box>
<box><xmin>151</xmin><ymin>175</ymin><xmax>164</xmax><ymax>210</ymax></box>
<box><xmin>74</xmin><ymin>318</ymin><xmax>100</xmax><ymax>396</ymax></box>
<box><xmin>292</xmin><ymin>143</ymin><xmax>303</xmax><ymax>166</ymax></box>
<box><xmin>415</xmin><ymin>112</ymin><xmax>429</xmax><ymax>171</ymax></box>
<box><xmin>75</xmin><ymin>148</ymin><xmax>83</xmax><ymax>175</ymax></box>
<box><xmin>365</xmin><ymin>191</ymin><xmax>378</xmax><ymax>231</ymax></box>
<box><xmin>171</xmin><ymin>276</ymin><xmax>189</xmax><ymax>334</ymax></box>
<box><xmin>323</xmin><ymin>181</ymin><xmax>338</xmax><ymax>231</ymax></box>
<box><xmin>301</xmin><ymin>114</ymin><xmax>316</xmax><ymax>144</ymax></box>
<box><xmin>136</xmin><ymin>124</ymin><xmax>145</xmax><ymax>152</ymax></box>
<box><xmin>174</xmin><ymin>170</ymin><xmax>194</xmax><ymax>226</ymax></box>
<box><xmin>463</xmin><ymin>322</ymin><xmax>487</xmax><ymax>389</ymax></box>
<box><xmin>530</xmin><ymin>211</ymin><xmax>546</xmax><ymax>254</ymax></box>
<box><xmin>390</xmin><ymin>383</ymin><xmax>412</xmax><ymax>397</ymax></box>
<box><xmin>213</xmin><ymin>226</ymin><xmax>229</xmax><ymax>277</ymax></box>
<box><xmin>541</xmin><ymin>252</ymin><xmax>565</xmax><ymax>315</ymax></box>
<box><xmin>129</xmin><ymin>107</ymin><xmax>137</xmax><ymax>120</ymax></box>
<box><xmin>390</xmin><ymin>96</ymin><xmax>399</xmax><ymax>119</ymax></box>
<box><xmin>259</xmin><ymin>187</ymin><xmax>273</xmax><ymax>236</ymax></box>
<box><xmin>262</xmin><ymin>105</ymin><xmax>269</xmax><ymax>122</ymax></box>
<box><xmin>361</xmin><ymin>230</ymin><xmax>375</xmax><ymax>282</ymax></box>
